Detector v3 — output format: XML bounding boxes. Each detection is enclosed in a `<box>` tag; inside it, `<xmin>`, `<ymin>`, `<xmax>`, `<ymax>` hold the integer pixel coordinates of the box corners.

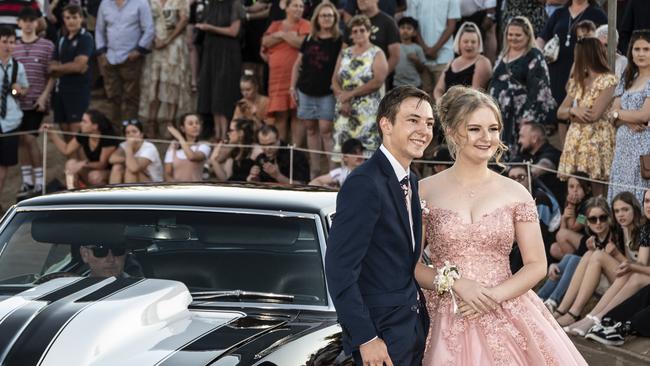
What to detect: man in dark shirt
<box><xmin>619</xmin><ymin>0</ymin><xmax>650</xmax><ymax>54</ymax></box>
<box><xmin>345</xmin><ymin>0</ymin><xmax>400</xmax><ymax>75</ymax></box>
<box><xmin>517</xmin><ymin>122</ymin><xmax>565</xmax><ymax>206</ymax></box>
<box><xmin>247</xmin><ymin>124</ymin><xmax>310</xmax><ymax>184</ymax></box>
<box><xmin>49</xmin><ymin>5</ymin><xmax>93</xmax><ymax>133</ymax></box>
<box><xmin>343</xmin><ymin>0</ymin><xmax>405</xmax><ymax>19</ymax></box>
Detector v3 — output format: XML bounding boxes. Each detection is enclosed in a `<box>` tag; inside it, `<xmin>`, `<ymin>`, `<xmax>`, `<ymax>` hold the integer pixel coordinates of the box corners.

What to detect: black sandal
<box><xmin>567</xmin><ymin>311</ymin><xmax>581</xmax><ymax>321</ymax></box>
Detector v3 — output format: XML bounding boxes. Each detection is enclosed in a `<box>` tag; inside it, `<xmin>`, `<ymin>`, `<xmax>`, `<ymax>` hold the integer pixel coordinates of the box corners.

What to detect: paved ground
<box><xmin>574</xmin><ymin>335</ymin><xmax>650</xmax><ymax>365</ymax></box>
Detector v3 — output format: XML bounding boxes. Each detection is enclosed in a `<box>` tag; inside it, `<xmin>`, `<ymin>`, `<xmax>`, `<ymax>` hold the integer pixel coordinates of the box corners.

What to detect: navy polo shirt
<box><xmin>54</xmin><ymin>28</ymin><xmax>94</xmax><ymax>93</ymax></box>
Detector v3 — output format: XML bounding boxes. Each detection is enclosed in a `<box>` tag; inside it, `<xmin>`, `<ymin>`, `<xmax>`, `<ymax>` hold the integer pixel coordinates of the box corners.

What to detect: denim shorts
<box><xmin>296</xmin><ymin>90</ymin><xmax>336</xmax><ymax>121</ymax></box>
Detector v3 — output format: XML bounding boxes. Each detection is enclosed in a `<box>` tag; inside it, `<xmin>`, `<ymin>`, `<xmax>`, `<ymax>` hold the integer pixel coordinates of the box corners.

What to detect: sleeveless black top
<box><xmin>445</xmin><ymin>62</ymin><xmax>476</xmax><ymax>90</ymax></box>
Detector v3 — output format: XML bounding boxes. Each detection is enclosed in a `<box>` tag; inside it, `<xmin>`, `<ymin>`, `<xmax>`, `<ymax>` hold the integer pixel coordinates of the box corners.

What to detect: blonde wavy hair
<box><xmin>437</xmin><ymin>85</ymin><xmax>508</xmax><ymax>167</ymax></box>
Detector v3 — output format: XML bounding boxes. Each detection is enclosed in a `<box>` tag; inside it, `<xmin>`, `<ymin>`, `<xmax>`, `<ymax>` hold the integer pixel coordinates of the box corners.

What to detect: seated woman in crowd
<box><xmin>164</xmin><ymin>113</ymin><xmax>211</xmax><ymax>182</ymax></box>
<box><xmin>557</xmin><ymin>37</ymin><xmax>616</xmax><ymax>197</ymax></box>
<box><xmin>42</xmin><ymin>110</ymin><xmax>118</xmax><ymax>188</ymax></box>
<box><xmin>557</xmin><ymin>192</ymin><xmax>645</xmax><ymax>333</ymax></box>
<box><xmin>607</xmin><ymin>30</ymin><xmax>650</xmax><ymax>205</ymax></box>
<box><xmin>550</xmin><ymin>172</ymin><xmax>593</xmax><ymax>260</ymax></box>
<box><xmin>232</xmin><ymin>74</ymin><xmax>272</xmax><ymax>130</ymax></box>
<box><xmin>331</xmin><ymin>15</ymin><xmax>387</xmax><ymax>155</ymax></box>
<box><xmin>309</xmin><ymin>138</ymin><xmax>364</xmax><ymax>188</ymax></box>
<box><xmin>209</xmin><ymin>118</ymin><xmax>257</xmax><ymax>182</ymax></box>
<box><xmin>489</xmin><ymin>16</ymin><xmax>555</xmax><ymax>154</ymax></box>
<box><xmin>539</xmin><ymin>196</ymin><xmax>605</xmax><ymax>314</ymax></box>
<box><xmin>108</xmin><ymin>119</ymin><xmax>164</xmax><ymax>183</ymax></box>
<box><xmin>433</xmin><ymin>21</ymin><xmax>492</xmax><ymax>101</ymax></box>
<box><xmin>571</xmin><ymin>190</ymin><xmax>650</xmax><ymax>337</ymax></box>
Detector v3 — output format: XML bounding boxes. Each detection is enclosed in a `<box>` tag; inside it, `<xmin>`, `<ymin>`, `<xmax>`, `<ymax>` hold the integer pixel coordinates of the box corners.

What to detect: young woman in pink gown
<box><xmin>414</xmin><ymin>86</ymin><xmax>587</xmax><ymax>365</ymax></box>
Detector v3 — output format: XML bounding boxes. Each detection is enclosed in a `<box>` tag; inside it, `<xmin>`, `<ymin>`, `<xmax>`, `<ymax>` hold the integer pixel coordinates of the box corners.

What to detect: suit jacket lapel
<box><xmin>376</xmin><ymin>151</ymin><xmax>412</xmax><ymax>243</ymax></box>
<box><xmin>410</xmin><ymin>173</ymin><xmax>422</xmax><ymax>262</ymax></box>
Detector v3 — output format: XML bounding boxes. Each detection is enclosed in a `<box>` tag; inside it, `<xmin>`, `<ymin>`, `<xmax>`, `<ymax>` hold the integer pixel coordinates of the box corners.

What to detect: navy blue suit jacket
<box><xmin>325</xmin><ymin>150</ymin><xmax>429</xmax><ymax>358</ymax></box>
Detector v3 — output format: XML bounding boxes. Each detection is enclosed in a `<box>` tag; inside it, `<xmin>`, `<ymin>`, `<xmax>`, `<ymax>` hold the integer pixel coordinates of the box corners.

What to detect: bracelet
<box><xmin>434</xmin><ymin>261</ymin><xmax>461</xmax><ymax>313</ymax></box>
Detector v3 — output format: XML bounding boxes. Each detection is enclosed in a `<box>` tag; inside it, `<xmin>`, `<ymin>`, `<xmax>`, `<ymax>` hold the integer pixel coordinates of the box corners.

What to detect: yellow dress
<box><xmin>558</xmin><ymin>74</ymin><xmax>617</xmax><ymax>181</ymax></box>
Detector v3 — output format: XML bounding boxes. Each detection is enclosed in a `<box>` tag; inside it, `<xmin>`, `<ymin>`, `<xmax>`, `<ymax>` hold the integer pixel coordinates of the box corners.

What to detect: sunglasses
<box><xmin>587</xmin><ymin>215</ymin><xmax>608</xmax><ymax>224</ymax></box>
<box><xmin>122</xmin><ymin>119</ymin><xmax>141</xmax><ymax>126</ymax></box>
<box><xmin>351</xmin><ymin>28</ymin><xmax>368</xmax><ymax>34</ymax></box>
<box><xmin>84</xmin><ymin>246</ymin><xmax>127</xmax><ymax>258</ymax></box>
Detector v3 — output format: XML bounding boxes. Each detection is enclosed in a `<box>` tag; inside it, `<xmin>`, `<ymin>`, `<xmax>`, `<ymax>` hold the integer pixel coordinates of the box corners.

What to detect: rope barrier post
<box><xmin>289</xmin><ymin>144</ymin><xmax>294</xmax><ymax>184</ymax></box>
<box><xmin>41</xmin><ymin>132</ymin><xmax>47</xmax><ymax>195</ymax></box>
<box><xmin>526</xmin><ymin>161</ymin><xmax>532</xmax><ymax>193</ymax></box>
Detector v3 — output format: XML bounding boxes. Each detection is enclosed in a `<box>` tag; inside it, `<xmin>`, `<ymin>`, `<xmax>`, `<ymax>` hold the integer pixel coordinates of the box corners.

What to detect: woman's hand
<box><xmin>570</xmin><ymin>106</ymin><xmax>590</xmax><ymax>123</ymax></box>
<box><xmin>167</xmin><ymin>125</ymin><xmax>184</xmax><ymax>141</ymax></box>
<box><xmin>616</xmin><ymin>260</ymin><xmax>631</xmax><ymax>277</ymax></box>
<box><xmin>585</xmin><ymin>236</ymin><xmax>596</xmax><ymax>251</ymax></box>
<box><xmin>605</xmin><ymin>242</ymin><xmax>619</xmax><ymax>256</ymax></box>
<box><xmin>562</xmin><ymin>205</ymin><xmax>575</xmax><ymax>219</ymax></box>
<box><xmin>548</xmin><ymin>263</ymin><xmax>561</xmax><ymax>281</ymax></box>
<box><xmin>338</xmin><ymin>90</ymin><xmax>354</xmax><ymax>104</ymax></box>
<box><xmin>154</xmin><ymin>38</ymin><xmax>168</xmax><ymax>49</ymax></box>
<box><xmin>339</xmin><ymin>101</ymin><xmax>352</xmax><ymax>117</ymax></box>
<box><xmin>452</xmin><ymin>278</ymin><xmax>499</xmax><ymax>315</ymax></box>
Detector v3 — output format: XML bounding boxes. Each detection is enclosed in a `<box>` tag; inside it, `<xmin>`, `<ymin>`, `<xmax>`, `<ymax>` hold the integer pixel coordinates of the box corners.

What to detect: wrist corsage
<box><xmin>435</xmin><ymin>261</ymin><xmax>461</xmax><ymax>313</ymax></box>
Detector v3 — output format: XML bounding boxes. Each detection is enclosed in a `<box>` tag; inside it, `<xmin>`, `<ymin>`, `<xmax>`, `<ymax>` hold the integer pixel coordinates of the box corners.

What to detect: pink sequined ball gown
<box><xmin>421</xmin><ymin>200</ymin><xmax>587</xmax><ymax>366</ymax></box>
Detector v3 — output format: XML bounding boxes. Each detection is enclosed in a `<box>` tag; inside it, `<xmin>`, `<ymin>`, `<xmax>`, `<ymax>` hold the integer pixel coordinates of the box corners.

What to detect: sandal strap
<box><xmin>555</xmin><ymin>309</ymin><xmax>567</xmax><ymax>316</ymax></box>
<box><xmin>568</xmin><ymin>311</ymin><xmax>580</xmax><ymax>321</ymax></box>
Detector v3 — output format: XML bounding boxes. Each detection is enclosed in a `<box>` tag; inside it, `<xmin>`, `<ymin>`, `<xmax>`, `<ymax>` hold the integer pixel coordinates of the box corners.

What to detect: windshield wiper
<box><xmin>190</xmin><ymin>290</ymin><xmax>295</xmax><ymax>302</ymax></box>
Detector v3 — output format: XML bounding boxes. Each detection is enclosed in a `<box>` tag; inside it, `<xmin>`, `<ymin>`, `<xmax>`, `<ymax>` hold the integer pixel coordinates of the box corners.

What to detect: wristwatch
<box><xmin>610</xmin><ymin>110</ymin><xmax>619</xmax><ymax>121</ymax></box>
<box><xmin>11</xmin><ymin>88</ymin><xmax>17</xmax><ymax>96</ymax></box>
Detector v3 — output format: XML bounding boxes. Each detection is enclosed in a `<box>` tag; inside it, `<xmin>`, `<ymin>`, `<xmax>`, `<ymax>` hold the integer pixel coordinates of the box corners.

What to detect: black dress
<box><xmin>444</xmin><ymin>63</ymin><xmax>475</xmax><ymax>90</ymax></box>
<box><xmin>197</xmin><ymin>0</ymin><xmax>243</xmax><ymax>118</ymax></box>
<box><xmin>539</xmin><ymin>5</ymin><xmax>607</xmax><ymax>118</ymax></box>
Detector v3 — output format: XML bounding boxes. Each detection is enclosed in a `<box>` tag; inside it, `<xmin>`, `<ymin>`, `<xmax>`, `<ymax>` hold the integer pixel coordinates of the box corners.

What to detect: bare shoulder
<box><xmin>492</xmin><ymin>172</ymin><xmax>534</xmax><ymax>203</ymax></box>
<box><xmin>476</xmin><ymin>55</ymin><xmax>492</xmax><ymax>70</ymax></box>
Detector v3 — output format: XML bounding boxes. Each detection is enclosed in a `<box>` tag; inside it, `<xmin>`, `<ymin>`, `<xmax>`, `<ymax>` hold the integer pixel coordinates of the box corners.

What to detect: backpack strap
<box><xmin>10</xmin><ymin>58</ymin><xmax>18</xmax><ymax>86</ymax></box>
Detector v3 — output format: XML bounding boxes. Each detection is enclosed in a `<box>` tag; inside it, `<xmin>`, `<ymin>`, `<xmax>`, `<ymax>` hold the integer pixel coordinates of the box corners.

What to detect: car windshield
<box><xmin>0</xmin><ymin>209</ymin><xmax>328</xmax><ymax>306</ymax></box>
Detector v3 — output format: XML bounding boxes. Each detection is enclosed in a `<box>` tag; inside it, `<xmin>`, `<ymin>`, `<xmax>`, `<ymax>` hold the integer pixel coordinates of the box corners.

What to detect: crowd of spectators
<box><xmin>0</xmin><ymin>0</ymin><xmax>649</xmax><ymax>347</ymax></box>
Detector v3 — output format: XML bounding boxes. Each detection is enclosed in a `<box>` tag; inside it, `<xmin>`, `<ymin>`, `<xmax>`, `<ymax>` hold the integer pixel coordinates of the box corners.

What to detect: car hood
<box><xmin>0</xmin><ymin>277</ymin><xmax>341</xmax><ymax>366</ymax></box>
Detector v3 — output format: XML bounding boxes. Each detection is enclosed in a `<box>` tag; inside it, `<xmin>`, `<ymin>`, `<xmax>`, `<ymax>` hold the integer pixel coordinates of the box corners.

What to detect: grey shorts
<box><xmin>296</xmin><ymin>90</ymin><xmax>336</xmax><ymax>121</ymax></box>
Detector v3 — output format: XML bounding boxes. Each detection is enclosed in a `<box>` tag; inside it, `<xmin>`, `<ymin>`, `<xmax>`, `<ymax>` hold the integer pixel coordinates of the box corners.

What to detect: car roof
<box><xmin>16</xmin><ymin>182</ymin><xmax>338</xmax><ymax>215</ymax></box>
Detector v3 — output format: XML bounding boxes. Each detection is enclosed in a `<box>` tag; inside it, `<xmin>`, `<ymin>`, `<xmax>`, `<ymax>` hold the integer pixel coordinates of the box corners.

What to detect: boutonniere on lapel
<box><xmin>420</xmin><ymin>200</ymin><xmax>429</xmax><ymax>215</ymax></box>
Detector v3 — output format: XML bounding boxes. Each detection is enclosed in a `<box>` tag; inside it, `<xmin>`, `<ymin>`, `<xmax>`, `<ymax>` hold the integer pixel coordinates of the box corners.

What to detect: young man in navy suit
<box><xmin>326</xmin><ymin>86</ymin><xmax>435</xmax><ymax>365</ymax></box>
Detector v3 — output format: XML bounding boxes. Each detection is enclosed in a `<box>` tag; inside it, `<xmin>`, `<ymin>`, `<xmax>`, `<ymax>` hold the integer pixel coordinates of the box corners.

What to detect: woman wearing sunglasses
<box><xmin>540</xmin><ymin>196</ymin><xmax>606</xmax><ymax>315</ymax></box>
<box><xmin>556</xmin><ymin>192</ymin><xmax>645</xmax><ymax>333</ymax></box>
<box><xmin>108</xmin><ymin>119</ymin><xmax>164</xmax><ymax>184</ymax></box>
<box><xmin>562</xmin><ymin>192</ymin><xmax>648</xmax><ymax>335</ymax></box>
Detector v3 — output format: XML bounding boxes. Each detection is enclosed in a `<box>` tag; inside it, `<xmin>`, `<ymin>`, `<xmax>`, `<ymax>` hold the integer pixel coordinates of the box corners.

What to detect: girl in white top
<box><xmin>109</xmin><ymin>119</ymin><xmax>164</xmax><ymax>183</ymax></box>
<box><xmin>164</xmin><ymin>113</ymin><xmax>211</xmax><ymax>182</ymax></box>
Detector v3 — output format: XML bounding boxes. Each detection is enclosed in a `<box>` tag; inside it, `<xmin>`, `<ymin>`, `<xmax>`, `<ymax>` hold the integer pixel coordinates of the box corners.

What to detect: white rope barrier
<box><xmin>1</xmin><ymin>128</ymin><xmax>648</xmax><ymax>193</ymax></box>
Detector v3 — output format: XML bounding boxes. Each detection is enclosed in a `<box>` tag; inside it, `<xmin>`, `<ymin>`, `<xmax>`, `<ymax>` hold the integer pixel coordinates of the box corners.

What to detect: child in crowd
<box><xmin>15</xmin><ymin>6</ymin><xmax>54</xmax><ymax>198</ymax></box>
<box><xmin>393</xmin><ymin>16</ymin><xmax>425</xmax><ymax>88</ymax></box>
<box><xmin>108</xmin><ymin>119</ymin><xmax>163</xmax><ymax>183</ymax></box>
<box><xmin>550</xmin><ymin>172</ymin><xmax>593</xmax><ymax>260</ymax></box>
<box><xmin>164</xmin><ymin>113</ymin><xmax>211</xmax><ymax>182</ymax></box>
<box><xmin>574</xmin><ymin>19</ymin><xmax>596</xmax><ymax>40</ymax></box>
<box><xmin>42</xmin><ymin>109</ymin><xmax>118</xmax><ymax>188</ymax></box>
<box><xmin>0</xmin><ymin>26</ymin><xmax>29</xmax><ymax>207</ymax></box>
<box><xmin>309</xmin><ymin>138</ymin><xmax>364</xmax><ymax>188</ymax></box>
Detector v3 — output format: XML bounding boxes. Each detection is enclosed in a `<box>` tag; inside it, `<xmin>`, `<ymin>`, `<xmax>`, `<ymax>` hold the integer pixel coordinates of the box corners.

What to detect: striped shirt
<box><xmin>14</xmin><ymin>37</ymin><xmax>53</xmax><ymax>110</ymax></box>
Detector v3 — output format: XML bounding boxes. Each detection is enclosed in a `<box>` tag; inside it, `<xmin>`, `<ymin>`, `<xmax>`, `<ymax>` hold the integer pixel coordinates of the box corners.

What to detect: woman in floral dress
<box><xmin>331</xmin><ymin>15</ymin><xmax>388</xmax><ymax>154</ymax></box>
<box><xmin>489</xmin><ymin>16</ymin><xmax>555</xmax><ymax>155</ymax></box>
<box><xmin>557</xmin><ymin>37</ymin><xmax>616</xmax><ymax>197</ymax></box>
<box><xmin>139</xmin><ymin>0</ymin><xmax>193</xmax><ymax>138</ymax></box>
<box><xmin>607</xmin><ymin>30</ymin><xmax>650</xmax><ymax>204</ymax></box>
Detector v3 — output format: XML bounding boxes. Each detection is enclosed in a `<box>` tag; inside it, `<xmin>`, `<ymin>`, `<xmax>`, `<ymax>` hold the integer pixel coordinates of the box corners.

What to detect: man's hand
<box><xmin>359</xmin><ymin>337</ymin><xmax>393</xmax><ymax>366</ymax></box>
<box><xmin>247</xmin><ymin>165</ymin><xmax>261</xmax><ymax>182</ymax></box>
<box><xmin>262</xmin><ymin>161</ymin><xmax>280</xmax><ymax>179</ymax></box>
<box><xmin>127</xmin><ymin>50</ymin><xmax>141</xmax><ymax>62</ymax></box>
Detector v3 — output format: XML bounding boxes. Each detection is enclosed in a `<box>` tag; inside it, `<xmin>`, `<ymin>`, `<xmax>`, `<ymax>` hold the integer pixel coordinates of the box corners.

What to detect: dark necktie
<box><xmin>0</xmin><ymin>62</ymin><xmax>9</xmax><ymax>119</ymax></box>
<box><xmin>399</xmin><ymin>176</ymin><xmax>409</xmax><ymax>199</ymax></box>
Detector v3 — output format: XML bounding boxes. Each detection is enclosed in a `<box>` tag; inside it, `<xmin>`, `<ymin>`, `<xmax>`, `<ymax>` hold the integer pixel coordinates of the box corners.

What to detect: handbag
<box><xmin>543</xmin><ymin>34</ymin><xmax>560</xmax><ymax>64</ymax></box>
<box><xmin>641</xmin><ymin>154</ymin><xmax>650</xmax><ymax>179</ymax></box>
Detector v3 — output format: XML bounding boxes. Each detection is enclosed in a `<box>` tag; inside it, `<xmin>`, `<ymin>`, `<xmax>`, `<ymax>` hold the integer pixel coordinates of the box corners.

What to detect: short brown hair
<box><xmin>347</xmin><ymin>14</ymin><xmax>371</xmax><ymax>32</ymax></box>
<box><xmin>63</xmin><ymin>4</ymin><xmax>83</xmax><ymax>16</ymax></box>
<box><xmin>376</xmin><ymin>85</ymin><xmax>434</xmax><ymax>139</ymax></box>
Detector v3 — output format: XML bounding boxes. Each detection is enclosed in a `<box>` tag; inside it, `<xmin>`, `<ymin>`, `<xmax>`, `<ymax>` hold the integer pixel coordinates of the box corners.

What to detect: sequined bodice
<box><xmin>422</xmin><ymin>201</ymin><xmax>538</xmax><ymax>313</ymax></box>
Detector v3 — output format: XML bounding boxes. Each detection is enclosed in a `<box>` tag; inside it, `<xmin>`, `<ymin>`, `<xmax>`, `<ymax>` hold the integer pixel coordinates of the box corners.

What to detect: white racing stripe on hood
<box><xmin>0</xmin><ymin>278</ymin><xmax>83</xmax><ymax>324</ymax></box>
<box><xmin>40</xmin><ymin>279</ymin><xmax>244</xmax><ymax>366</ymax></box>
